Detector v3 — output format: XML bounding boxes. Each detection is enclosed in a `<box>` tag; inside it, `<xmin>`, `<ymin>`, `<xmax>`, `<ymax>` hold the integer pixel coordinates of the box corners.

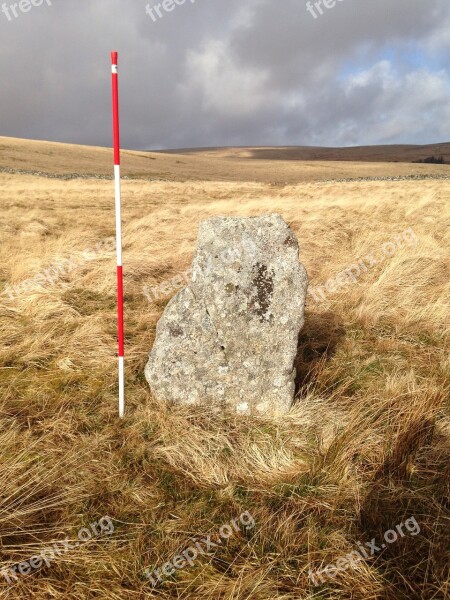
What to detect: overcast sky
<box><xmin>1</xmin><ymin>0</ymin><xmax>449</xmax><ymax>149</ymax></box>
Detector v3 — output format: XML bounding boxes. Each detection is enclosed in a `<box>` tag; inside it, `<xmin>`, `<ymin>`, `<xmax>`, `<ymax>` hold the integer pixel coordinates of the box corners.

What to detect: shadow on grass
<box><xmin>358</xmin><ymin>417</ymin><xmax>450</xmax><ymax>599</ymax></box>
<box><xmin>293</xmin><ymin>310</ymin><xmax>346</xmax><ymax>399</ymax></box>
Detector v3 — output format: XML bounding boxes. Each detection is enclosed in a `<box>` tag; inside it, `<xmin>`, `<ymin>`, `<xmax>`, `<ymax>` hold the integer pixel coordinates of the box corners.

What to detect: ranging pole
<box><xmin>111</xmin><ymin>51</ymin><xmax>125</xmax><ymax>418</ymax></box>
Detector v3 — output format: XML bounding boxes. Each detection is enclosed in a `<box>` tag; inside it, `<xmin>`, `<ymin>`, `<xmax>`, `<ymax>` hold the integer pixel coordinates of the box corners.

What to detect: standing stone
<box><xmin>145</xmin><ymin>214</ymin><xmax>308</xmax><ymax>416</ymax></box>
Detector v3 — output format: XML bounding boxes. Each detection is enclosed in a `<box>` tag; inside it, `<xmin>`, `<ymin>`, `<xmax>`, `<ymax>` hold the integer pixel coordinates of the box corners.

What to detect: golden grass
<box><xmin>2</xmin><ymin>135</ymin><xmax>450</xmax><ymax>183</ymax></box>
<box><xmin>0</xmin><ymin>143</ymin><xmax>448</xmax><ymax>599</ymax></box>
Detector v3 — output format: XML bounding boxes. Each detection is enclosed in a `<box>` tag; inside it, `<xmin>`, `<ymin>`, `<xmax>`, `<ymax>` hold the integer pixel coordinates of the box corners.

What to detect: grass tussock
<box><xmin>0</xmin><ymin>162</ymin><xmax>448</xmax><ymax>599</ymax></box>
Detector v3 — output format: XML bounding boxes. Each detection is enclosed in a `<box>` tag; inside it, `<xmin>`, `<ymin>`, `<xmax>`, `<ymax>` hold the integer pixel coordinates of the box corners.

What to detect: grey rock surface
<box><xmin>145</xmin><ymin>214</ymin><xmax>308</xmax><ymax>416</ymax></box>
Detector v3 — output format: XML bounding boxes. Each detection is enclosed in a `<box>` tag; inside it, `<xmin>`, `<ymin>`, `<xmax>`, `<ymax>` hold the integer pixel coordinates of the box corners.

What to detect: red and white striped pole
<box><xmin>111</xmin><ymin>51</ymin><xmax>125</xmax><ymax>418</ymax></box>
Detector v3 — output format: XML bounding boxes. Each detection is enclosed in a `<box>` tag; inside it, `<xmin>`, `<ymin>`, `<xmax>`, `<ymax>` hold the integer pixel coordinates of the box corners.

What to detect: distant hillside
<box><xmin>161</xmin><ymin>143</ymin><xmax>450</xmax><ymax>164</ymax></box>
<box><xmin>1</xmin><ymin>137</ymin><xmax>450</xmax><ymax>185</ymax></box>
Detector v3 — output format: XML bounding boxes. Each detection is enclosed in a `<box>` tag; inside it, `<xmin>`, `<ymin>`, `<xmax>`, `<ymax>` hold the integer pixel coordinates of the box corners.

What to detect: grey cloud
<box><xmin>0</xmin><ymin>0</ymin><xmax>448</xmax><ymax>149</ymax></box>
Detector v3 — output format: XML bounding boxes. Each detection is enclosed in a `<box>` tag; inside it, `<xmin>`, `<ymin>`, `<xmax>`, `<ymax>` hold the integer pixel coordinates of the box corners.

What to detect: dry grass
<box><xmin>3</xmin><ymin>136</ymin><xmax>450</xmax><ymax>183</ymax></box>
<box><xmin>0</xmin><ymin>139</ymin><xmax>448</xmax><ymax>599</ymax></box>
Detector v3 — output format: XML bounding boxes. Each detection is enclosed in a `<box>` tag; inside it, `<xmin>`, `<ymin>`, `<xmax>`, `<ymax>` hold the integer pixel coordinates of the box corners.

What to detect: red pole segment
<box><xmin>111</xmin><ymin>50</ymin><xmax>125</xmax><ymax>418</ymax></box>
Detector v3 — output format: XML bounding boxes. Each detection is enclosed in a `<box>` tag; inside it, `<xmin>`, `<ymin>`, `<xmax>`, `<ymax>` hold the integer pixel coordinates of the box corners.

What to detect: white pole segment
<box><xmin>111</xmin><ymin>51</ymin><xmax>125</xmax><ymax>418</ymax></box>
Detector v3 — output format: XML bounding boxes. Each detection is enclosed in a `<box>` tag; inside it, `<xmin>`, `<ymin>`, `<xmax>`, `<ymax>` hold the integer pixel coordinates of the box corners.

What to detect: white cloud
<box><xmin>339</xmin><ymin>61</ymin><xmax>450</xmax><ymax>144</ymax></box>
<box><xmin>345</xmin><ymin>61</ymin><xmax>395</xmax><ymax>91</ymax></box>
<box><xmin>180</xmin><ymin>41</ymin><xmax>270</xmax><ymax>117</ymax></box>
